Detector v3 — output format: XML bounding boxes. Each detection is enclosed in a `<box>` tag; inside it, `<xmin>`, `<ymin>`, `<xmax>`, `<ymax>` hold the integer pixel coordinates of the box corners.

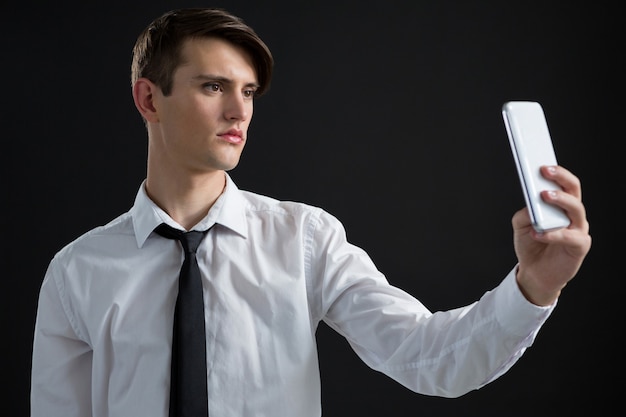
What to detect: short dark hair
<box><xmin>131</xmin><ymin>8</ymin><xmax>274</xmax><ymax>96</ymax></box>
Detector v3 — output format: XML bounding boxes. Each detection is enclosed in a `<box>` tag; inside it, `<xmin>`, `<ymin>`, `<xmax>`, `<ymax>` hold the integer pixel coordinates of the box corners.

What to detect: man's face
<box><xmin>150</xmin><ymin>37</ymin><xmax>258</xmax><ymax>174</ymax></box>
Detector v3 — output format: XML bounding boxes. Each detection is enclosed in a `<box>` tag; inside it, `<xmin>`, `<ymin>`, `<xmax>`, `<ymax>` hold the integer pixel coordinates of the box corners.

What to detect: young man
<box><xmin>30</xmin><ymin>8</ymin><xmax>591</xmax><ymax>417</ymax></box>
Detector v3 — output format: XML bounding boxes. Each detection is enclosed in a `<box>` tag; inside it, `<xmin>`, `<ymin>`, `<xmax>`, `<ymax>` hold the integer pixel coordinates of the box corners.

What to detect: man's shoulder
<box><xmin>238</xmin><ymin>189</ymin><xmax>325</xmax><ymax>219</ymax></box>
<box><xmin>53</xmin><ymin>212</ymin><xmax>135</xmax><ymax>260</ymax></box>
<box><xmin>233</xmin><ymin>189</ymin><xmax>347</xmax><ymax>240</ymax></box>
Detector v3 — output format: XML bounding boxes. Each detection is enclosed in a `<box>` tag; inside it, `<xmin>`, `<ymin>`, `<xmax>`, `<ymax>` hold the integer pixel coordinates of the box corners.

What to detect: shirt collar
<box><xmin>130</xmin><ymin>173</ymin><xmax>249</xmax><ymax>248</ymax></box>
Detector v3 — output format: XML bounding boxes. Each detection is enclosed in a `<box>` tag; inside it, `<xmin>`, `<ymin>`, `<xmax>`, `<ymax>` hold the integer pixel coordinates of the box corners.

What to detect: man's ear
<box><xmin>132</xmin><ymin>78</ymin><xmax>160</xmax><ymax>123</ymax></box>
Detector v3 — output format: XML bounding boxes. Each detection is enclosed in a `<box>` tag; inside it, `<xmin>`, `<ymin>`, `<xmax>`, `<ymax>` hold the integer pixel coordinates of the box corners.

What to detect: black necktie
<box><xmin>155</xmin><ymin>223</ymin><xmax>209</xmax><ymax>417</ymax></box>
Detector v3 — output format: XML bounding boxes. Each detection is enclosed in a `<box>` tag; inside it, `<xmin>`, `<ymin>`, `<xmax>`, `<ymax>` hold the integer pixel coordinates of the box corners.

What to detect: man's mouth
<box><xmin>218</xmin><ymin>129</ymin><xmax>244</xmax><ymax>144</ymax></box>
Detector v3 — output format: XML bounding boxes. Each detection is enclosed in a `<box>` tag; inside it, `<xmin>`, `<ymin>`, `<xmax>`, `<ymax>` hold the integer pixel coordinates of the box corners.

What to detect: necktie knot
<box><xmin>155</xmin><ymin>223</ymin><xmax>207</xmax><ymax>254</ymax></box>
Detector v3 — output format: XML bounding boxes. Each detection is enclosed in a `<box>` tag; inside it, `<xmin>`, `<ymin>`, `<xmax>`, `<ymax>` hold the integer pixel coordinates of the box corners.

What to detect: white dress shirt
<box><xmin>31</xmin><ymin>173</ymin><xmax>554</xmax><ymax>417</ymax></box>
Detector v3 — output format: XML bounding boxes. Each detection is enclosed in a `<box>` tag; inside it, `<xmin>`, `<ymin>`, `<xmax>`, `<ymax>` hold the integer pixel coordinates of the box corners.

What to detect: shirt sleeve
<box><xmin>31</xmin><ymin>257</ymin><xmax>93</xmax><ymax>417</ymax></box>
<box><xmin>310</xmin><ymin>209</ymin><xmax>554</xmax><ymax>398</ymax></box>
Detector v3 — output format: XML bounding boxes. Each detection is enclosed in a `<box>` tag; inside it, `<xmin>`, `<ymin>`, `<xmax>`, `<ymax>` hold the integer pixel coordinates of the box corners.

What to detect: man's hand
<box><xmin>513</xmin><ymin>165</ymin><xmax>592</xmax><ymax>306</ymax></box>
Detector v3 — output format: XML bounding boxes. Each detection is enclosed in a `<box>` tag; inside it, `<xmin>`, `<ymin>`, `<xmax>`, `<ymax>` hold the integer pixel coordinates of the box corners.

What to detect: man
<box><xmin>30</xmin><ymin>8</ymin><xmax>591</xmax><ymax>417</ymax></box>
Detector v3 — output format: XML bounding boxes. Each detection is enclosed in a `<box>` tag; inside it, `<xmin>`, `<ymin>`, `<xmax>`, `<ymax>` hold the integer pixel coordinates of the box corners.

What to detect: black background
<box><xmin>3</xmin><ymin>1</ymin><xmax>620</xmax><ymax>416</ymax></box>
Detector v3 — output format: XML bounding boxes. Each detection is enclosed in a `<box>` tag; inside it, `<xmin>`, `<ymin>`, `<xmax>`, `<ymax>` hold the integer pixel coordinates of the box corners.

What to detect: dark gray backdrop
<box><xmin>3</xmin><ymin>1</ymin><xmax>619</xmax><ymax>415</ymax></box>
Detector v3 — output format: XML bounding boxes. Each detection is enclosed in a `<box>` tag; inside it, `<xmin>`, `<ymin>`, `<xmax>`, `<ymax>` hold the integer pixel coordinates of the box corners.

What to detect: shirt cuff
<box><xmin>494</xmin><ymin>265</ymin><xmax>556</xmax><ymax>337</ymax></box>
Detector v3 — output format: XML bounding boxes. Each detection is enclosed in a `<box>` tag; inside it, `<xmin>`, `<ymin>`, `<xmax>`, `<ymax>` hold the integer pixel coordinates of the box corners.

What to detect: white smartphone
<box><xmin>502</xmin><ymin>101</ymin><xmax>570</xmax><ymax>232</ymax></box>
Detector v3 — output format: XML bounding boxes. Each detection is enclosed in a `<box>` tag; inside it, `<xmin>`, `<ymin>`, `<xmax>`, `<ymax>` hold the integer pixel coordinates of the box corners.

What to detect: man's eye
<box><xmin>243</xmin><ymin>89</ymin><xmax>257</xmax><ymax>98</ymax></box>
<box><xmin>204</xmin><ymin>83</ymin><xmax>221</xmax><ymax>92</ymax></box>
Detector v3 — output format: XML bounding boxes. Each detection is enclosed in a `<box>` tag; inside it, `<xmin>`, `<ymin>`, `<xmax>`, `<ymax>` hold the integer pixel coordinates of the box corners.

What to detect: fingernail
<box><xmin>547</xmin><ymin>166</ymin><xmax>557</xmax><ymax>174</ymax></box>
<box><xmin>548</xmin><ymin>190</ymin><xmax>557</xmax><ymax>199</ymax></box>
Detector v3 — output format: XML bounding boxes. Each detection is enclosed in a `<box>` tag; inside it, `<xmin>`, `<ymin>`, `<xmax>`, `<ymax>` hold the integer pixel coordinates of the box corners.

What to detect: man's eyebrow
<box><xmin>192</xmin><ymin>74</ymin><xmax>259</xmax><ymax>88</ymax></box>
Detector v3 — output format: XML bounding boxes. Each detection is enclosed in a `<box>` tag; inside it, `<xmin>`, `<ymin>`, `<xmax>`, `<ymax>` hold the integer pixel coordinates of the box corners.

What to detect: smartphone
<box><xmin>502</xmin><ymin>101</ymin><xmax>570</xmax><ymax>232</ymax></box>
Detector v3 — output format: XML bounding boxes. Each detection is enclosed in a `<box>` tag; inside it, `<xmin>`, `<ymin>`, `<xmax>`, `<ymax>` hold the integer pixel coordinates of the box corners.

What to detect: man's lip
<box><xmin>218</xmin><ymin>129</ymin><xmax>244</xmax><ymax>144</ymax></box>
<box><xmin>220</xmin><ymin>128</ymin><xmax>243</xmax><ymax>137</ymax></box>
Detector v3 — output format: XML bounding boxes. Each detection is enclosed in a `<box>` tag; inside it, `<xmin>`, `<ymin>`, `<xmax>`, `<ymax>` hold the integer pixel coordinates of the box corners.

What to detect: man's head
<box><xmin>131</xmin><ymin>8</ymin><xmax>273</xmax><ymax>97</ymax></box>
<box><xmin>132</xmin><ymin>8</ymin><xmax>274</xmax><ymax>180</ymax></box>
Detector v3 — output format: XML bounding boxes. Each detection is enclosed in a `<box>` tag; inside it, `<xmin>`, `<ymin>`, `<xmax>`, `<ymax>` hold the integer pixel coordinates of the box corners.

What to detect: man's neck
<box><xmin>145</xmin><ymin>170</ymin><xmax>227</xmax><ymax>230</ymax></box>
